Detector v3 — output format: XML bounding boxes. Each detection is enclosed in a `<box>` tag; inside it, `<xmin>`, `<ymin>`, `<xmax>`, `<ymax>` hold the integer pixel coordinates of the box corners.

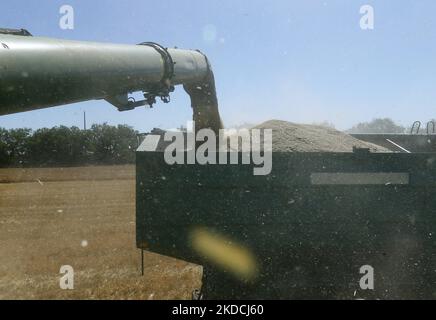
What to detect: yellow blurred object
<box><xmin>190</xmin><ymin>227</ymin><xmax>258</xmax><ymax>281</ymax></box>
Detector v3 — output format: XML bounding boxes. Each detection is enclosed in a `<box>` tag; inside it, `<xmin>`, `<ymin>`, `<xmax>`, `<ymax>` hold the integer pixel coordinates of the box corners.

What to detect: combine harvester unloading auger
<box><xmin>0</xmin><ymin>28</ymin><xmax>223</xmax><ymax>134</ymax></box>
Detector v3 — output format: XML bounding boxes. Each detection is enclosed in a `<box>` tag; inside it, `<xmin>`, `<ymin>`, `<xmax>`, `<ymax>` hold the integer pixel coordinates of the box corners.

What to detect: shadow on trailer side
<box><xmin>136</xmin><ymin>150</ymin><xmax>436</xmax><ymax>299</ymax></box>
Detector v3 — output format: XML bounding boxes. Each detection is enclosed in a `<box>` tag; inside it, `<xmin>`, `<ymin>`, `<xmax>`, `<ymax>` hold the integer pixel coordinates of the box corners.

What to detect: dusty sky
<box><xmin>1</xmin><ymin>0</ymin><xmax>435</xmax><ymax>131</ymax></box>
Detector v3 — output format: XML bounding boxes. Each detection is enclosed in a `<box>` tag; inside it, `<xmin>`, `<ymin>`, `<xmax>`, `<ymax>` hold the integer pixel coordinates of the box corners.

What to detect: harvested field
<box><xmin>0</xmin><ymin>165</ymin><xmax>202</xmax><ymax>300</ymax></box>
<box><xmin>0</xmin><ymin>165</ymin><xmax>135</xmax><ymax>184</ymax></box>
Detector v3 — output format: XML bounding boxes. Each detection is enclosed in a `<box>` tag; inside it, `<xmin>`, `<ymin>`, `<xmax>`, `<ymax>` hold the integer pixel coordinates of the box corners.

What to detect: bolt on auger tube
<box><xmin>0</xmin><ymin>31</ymin><xmax>223</xmax><ymax>133</ymax></box>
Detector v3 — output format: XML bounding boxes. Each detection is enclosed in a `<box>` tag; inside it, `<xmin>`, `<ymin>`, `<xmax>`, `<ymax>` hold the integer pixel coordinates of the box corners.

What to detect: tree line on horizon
<box><xmin>0</xmin><ymin>123</ymin><xmax>139</xmax><ymax>168</ymax></box>
<box><xmin>345</xmin><ymin>118</ymin><xmax>407</xmax><ymax>134</ymax></box>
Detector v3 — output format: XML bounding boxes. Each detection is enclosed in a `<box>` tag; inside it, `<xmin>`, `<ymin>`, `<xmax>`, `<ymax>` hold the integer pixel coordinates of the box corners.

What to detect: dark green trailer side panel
<box><xmin>136</xmin><ymin>152</ymin><xmax>436</xmax><ymax>299</ymax></box>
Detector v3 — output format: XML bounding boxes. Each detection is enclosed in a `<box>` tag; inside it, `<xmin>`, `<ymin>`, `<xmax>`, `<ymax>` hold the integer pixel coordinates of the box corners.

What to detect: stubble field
<box><xmin>0</xmin><ymin>165</ymin><xmax>202</xmax><ymax>300</ymax></box>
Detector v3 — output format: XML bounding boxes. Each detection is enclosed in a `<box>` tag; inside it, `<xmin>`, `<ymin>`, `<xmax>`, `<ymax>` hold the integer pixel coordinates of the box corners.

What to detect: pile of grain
<box><xmin>252</xmin><ymin>120</ymin><xmax>389</xmax><ymax>152</ymax></box>
<box><xmin>145</xmin><ymin>120</ymin><xmax>389</xmax><ymax>153</ymax></box>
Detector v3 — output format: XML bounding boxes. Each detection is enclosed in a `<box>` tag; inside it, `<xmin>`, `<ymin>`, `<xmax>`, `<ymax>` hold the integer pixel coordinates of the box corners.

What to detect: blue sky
<box><xmin>0</xmin><ymin>0</ymin><xmax>435</xmax><ymax>131</ymax></box>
